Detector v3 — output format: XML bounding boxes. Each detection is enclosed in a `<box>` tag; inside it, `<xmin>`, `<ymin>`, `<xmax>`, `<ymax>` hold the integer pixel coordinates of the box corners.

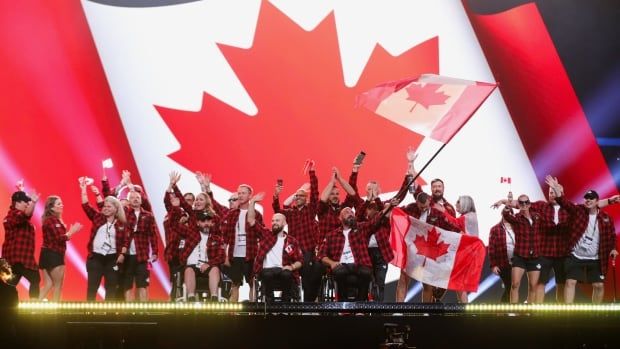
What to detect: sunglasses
<box><xmin>228</xmin><ymin>198</ymin><xmax>239</xmax><ymax>202</ymax></box>
<box><xmin>518</xmin><ymin>200</ymin><xmax>530</xmax><ymax>205</ymax></box>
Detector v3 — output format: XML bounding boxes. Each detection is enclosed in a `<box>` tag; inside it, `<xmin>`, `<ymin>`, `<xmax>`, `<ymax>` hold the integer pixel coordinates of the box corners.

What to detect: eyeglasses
<box><xmin>518</xmin><ymin>200</ymin><xmax>530</xmax><ymax>205</ymax></box>
<box><xmin>228</xmin><ymin>198</ymin><xmax>238</xmax><ymax>202</ymax></box>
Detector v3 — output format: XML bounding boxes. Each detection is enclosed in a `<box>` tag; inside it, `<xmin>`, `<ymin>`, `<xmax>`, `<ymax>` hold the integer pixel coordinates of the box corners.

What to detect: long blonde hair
<box><xmin>42</xmin><ymin>195</ymin><xmax>61</xmax><ymax>223</ymax></box>
<box><xmin>104</xmin><ymin>196</ymin><xmax>126</xmax><ymax>224</ymax></box>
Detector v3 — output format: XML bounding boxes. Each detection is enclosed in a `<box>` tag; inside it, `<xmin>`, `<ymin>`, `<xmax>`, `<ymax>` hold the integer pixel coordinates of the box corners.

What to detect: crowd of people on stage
<box><xmin>1</xmin><ymin>149</ymin><xmax>619</xmax><ymax>304</ymax></box>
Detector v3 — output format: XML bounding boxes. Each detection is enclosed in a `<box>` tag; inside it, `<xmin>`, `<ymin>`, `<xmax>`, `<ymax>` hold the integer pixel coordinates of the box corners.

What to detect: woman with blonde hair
<box><xmin>443</xmin><ymin>195</ymin><xmax>479</xmax><ymax>303</ymax></box>
<box><xmin>80</xmin><ymin>179</ymin><xmax>128</xmax><ymax>301</ymax></box>
<box><xmin>39</xmin><ymin>196</ymin><xmax>82</xmax><ymax>301</ymax></box>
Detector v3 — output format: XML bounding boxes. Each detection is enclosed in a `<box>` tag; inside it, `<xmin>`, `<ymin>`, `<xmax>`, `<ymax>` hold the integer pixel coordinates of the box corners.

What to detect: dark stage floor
<box><xmin>9</xmin><ymin>302</ymin><xmax>620</xmax><ymax>349</ymax></box>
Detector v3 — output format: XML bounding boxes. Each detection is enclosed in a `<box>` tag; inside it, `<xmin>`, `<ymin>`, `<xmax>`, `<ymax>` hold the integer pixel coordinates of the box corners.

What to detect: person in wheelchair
<box><xmin>318</xmin><ymin>201</ymin><xmax>396</xmax><ymax>301</ymax></box>
<box><xmin>174</xmin><ymin>207</ymin><xmax>225</xmax><ymax>302</ymax></box>
<box><xmin>247</xmin><ymin>193</ymin><xmax>303</xmax><ymax>303</ymax></box>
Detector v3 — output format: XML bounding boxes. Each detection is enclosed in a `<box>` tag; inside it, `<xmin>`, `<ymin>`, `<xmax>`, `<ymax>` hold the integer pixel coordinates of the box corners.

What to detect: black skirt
<box><xmin>38</xmin><ymin>248</ymin><xmax>65</xmax><ymax>270</ymax></box>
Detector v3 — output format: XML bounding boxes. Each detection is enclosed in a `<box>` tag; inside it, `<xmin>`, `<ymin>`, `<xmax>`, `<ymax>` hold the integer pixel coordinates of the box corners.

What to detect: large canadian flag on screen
<box><xmin>390</xmin><ymin>208</ymin><xmax>486</xmax><ymax>292</ymax></box>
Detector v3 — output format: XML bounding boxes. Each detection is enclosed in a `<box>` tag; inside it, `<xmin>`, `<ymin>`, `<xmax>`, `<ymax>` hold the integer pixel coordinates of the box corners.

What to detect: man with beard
<box><xmin>273</xmin><ymin>163</ymin><xmax>321</xmax><ymax>302</ymax></box>
<box><xmin>247</xmin><ymin>193</ymin><xmax>303</xmax><ymax>302</ymax></box>
<box><xmin>318</xmin><ymin>167</ymin><xmax>357</xmax><ymax>239</ymax></box>
<box><xmin>319</xmin><ymin>200</ymin><xmax>396</xmax><ymax>301</ymax></box>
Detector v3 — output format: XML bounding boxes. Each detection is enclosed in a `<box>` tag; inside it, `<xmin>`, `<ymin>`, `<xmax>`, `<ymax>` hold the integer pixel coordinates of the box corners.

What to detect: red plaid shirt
<box><xmin>502</xmin><ymin>208</ymin><xmax>552</xmax><ymax>259</ymax></box>
<box><xmin>163</xmin><ymin>191</ymin><xmax>183</xmax><ymax>262</ymax></box>
<box><xmin>317</xmin><ymin>200</ymin><xmax>348</xmax><ymax>241</ymax></box>
<box><xmin>318</xmin><ymin>215</ymin><xmax>383</xmax><ymax>268</ymax></box>
<box><xmin>272</xmin><ymin>170</ymin><xmax>320</xmax><ymax>252</ymax></box>
<box><xmin>2</xmin><ymin>208</ymin><xmax>37</xmax><ymax>270</ymax></box>
<box><xmin>221</xmin><ymin>208</ymin><xmax>263</xmax><ymax>261</ymax></box>
<box><xmin>209</xmin><ymin>192</ymin><xmax>230</xmax><ymax>218</ymax></box>
<box><xmin>556</xmin><ymin>197</ymin><xmax>617</xmax><ymax>274</ymax></box>
<box><xmin>41</xmin><ymin>216</ymin><xmax>69</xmax><ymax>255</ymax></box>
<box><xmin>124</xmin><ymin>207</ymin><xmax>159</xmax><ymax>263</ymax></box>
<box><xmin>403</xmin><ymin>204</ymin><xmax>461</xmax><ymax>232</ymax></box>
<box><xmin>529</xmin><ymin>200</ymin><xmax>570</xmax><ymax>258</ymax></box>
<box><xmin>372</xmin><ymin>218</ymin><xmax>395</xmax><ymax>264</ymax></box>
<box><xmin>251</xmin><ymin>224</ymin><xmax>303</xmax><ymax>282</ymax></box>
<box><xmin>82</xmin><ymin>203</ymin><xmax>128</xmax><ymax>257</ymax></box>
<box><xmin>488</xmin><ymin>222</ymin><xmax>511</xmax><ymax>269</ymax></box>
<box><xmin>174</xmin><ymin>209</ymin><xmax>225</xmax><ymax>266</ymax></box>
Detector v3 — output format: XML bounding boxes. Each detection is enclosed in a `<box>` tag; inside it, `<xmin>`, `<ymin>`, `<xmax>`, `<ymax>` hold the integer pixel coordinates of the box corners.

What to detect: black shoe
<box><xmin>210</xmin><ymin>296</ymin><xmax>218</xmax><ymax>302</ymax></box>
<box><xmin>187</xmin><ymin>296</ymin><xmax>196</xmax><ymax>302</ymax></box>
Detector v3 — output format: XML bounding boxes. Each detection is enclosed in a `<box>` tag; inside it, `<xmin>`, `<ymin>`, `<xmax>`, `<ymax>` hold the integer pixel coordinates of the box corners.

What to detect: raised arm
<box><xmin>80</xmin><ymin>179</ymin><xmax>99</xmax><ymax>221</ymax></box>
<box><xmin>320</xmin><ymin>171</ymin><xmax>337</xmax><ymax>203</ymax></box>
<box><xmin>309</xmin><ymin>163</ymin><xmax>319</xmax><ymax>209</ymax></box>
<box><xmin>23</xmin><ymin>191</ymin><xmax>39</xmax><ymax>217</ymax></box>
<box><xmin>247</xmin><ymin>192</ymin><xmax>265</xmax><ymax>227</ymax></box>
<box><xmin>334</xmin><ymin>167</ymin><xmax>356</xmax><ymax>196</ymax></box>
<box><xmin>272</xmin><ymin>180</ymin><xmax>283</xmax><ymax>213</ymax></box>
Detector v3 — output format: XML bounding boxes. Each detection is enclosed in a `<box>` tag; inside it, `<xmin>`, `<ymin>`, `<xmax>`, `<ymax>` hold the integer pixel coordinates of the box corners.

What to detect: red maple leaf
<box><xmin>405</xmin><ymin>83</ymin><xmax>449</xmax><ymax>109</ymax></box>
<box><xmin>157</xmin><ymin>2</ymin><xmax>439</xmax><ymax>216</ymax></box>
<box><xmin>413</xmin><ymin>227</ymin><xmax>449</xmax><ymax>262</ymax></box>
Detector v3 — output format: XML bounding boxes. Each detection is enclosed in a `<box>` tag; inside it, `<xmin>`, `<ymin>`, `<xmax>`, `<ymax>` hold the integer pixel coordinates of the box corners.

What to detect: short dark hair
<box><xmin>430</xmin><ymin>179</ymin><xmax>444</xmax><ymax>186</ymax></box>
<box><xmin>416</xmin><ymin>192</ymin><xmax>430</xmax><ymax>204</ymax></box>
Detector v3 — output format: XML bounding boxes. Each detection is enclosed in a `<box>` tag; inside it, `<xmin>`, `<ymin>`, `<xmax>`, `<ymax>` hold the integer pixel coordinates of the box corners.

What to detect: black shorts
<box><xmin>38</xmin><ymin>249</ymin><xmax>64</xmax><ymax>270</ymax></box>
<box><xmin>122</xmin><ymin>255</ymin><xmax>150</xmax><ymax>289</ymax></box>
<box><xmin>565</xmin><ymin>255</ymin><xmax>604</xmax><ymax>284</ymax></box>
<box><xmin>223</xmin><ymin>257</ymin><xmax>253</xmax><ymax>286</ymax></box>
<box><xmin>511</xmin><ymin>255</ymin><xmax>542</xmax><ymax>272</ymax></box>
<box><xmin>538</xmin><ymin>256</ymin><xmax>567</xmax><ymax>284</ymax></box>
<box><xmin>185</xmin><ymin>264</ymin><xmax>218</xmax><ymax>277</ymax></box>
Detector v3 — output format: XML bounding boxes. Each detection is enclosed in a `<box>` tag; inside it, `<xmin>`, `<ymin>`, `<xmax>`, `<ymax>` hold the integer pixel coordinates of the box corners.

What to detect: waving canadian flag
<box><xmin>358</xmin><ymin>74</ymin><xmax>497</xmax><ymax>143</ymax></box>
<box><xmin>390</xmin><ymin>208</ymin><xmax>486</xmax><ymax>292</ymax></box>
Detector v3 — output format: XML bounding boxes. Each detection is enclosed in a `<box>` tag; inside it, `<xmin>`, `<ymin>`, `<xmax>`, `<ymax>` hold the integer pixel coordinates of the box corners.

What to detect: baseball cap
<box><xmin>584</xmin><ymin>190</ymin><xmax>599</xmax><ymax>200</ymax></box>
<box><xmin>11</xmin><ymin>191</ymin><xmax>31</xmax><ymax>203</ymax></box>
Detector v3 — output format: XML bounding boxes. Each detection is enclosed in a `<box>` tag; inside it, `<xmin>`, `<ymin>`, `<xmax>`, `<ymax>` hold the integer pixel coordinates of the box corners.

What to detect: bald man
<box><xmin>248</xmin><ymin>194</ymin><xmax>303</xmax><ymax>302</ymax></box>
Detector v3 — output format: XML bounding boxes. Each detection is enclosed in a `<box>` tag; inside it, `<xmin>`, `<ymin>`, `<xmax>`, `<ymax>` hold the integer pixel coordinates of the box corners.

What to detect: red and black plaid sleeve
<box><xmin>2</xmin><ymin>209</ymin><xmax>37</xmax><ymax>270</ymax></box>
<box><xmin>598</xmin><ymin>212</ymin><xmax>616</xmax><ymax>275</ymax></box>
<box><xmin>488</xmin><ymin>223</ymin><xmax>510</xmax><ymax>269</ymax></box>
<box><xmin>209</xmin><ymin>191</ymin><xmax>230</xmax><ymax>218</ymax></box>
<box><xmin>374</xmin><ymin>218</ymin><xmax>394</xmax><ymax>263</ymax></box>
<box><xmin>206</xmin><ymin>233</ymin><xmax>225</xmax><ymax>266</ymax></box>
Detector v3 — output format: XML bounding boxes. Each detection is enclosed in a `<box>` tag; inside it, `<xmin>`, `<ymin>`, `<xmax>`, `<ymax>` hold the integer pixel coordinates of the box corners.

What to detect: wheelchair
<box><xmin>252</xmin><ymin>274</ymin><xmax>301</xmax><ymax>303</ymax></box>
<box><xmin>173</xmin><ymin>268</ymin><xmax>233</xmax><ymax>302</ymax></box>
<box><xmin>319</xmin><ymin>267</ymin><xmax>378</xmax><ymax>302</ymax></box>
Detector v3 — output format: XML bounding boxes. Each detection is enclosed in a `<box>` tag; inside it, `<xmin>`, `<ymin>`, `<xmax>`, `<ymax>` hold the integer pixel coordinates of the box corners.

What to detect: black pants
<box><xmin>332</xmin><ymin>264</ymin><xmax>372</xmax><ymax>301</ymax></box>
<box><xmin>260</xmin><ymin>268</ymin><xmax>294</xmax><ymax>302</ymax></box>
<box><xmin>9</xmin><ymin>263</ymin><xmax>40</xmax><ymax>299</ymax></box>
<box><xmin>168</xmin><ymin>259</ymin><xmax>183</xmax><ymax>301</ymax></box>
<box><xmin>368</xmin><ymin>248</ymin><xmax>387</xmax><ymax>302</ymax></box>
<box><xmin>300</xmin><ymin>250</ymin><xmax>323</xmax><ymax>302</ymax></box>
<box><xmin>86</xmin><ymin>253</ymin><xmax>120</xmax><ymax>301</ymax></box>
<box><xmin>498</xmin><ymin>267</ymin><xmax>512</xmax><ymax>303</ymax></box>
